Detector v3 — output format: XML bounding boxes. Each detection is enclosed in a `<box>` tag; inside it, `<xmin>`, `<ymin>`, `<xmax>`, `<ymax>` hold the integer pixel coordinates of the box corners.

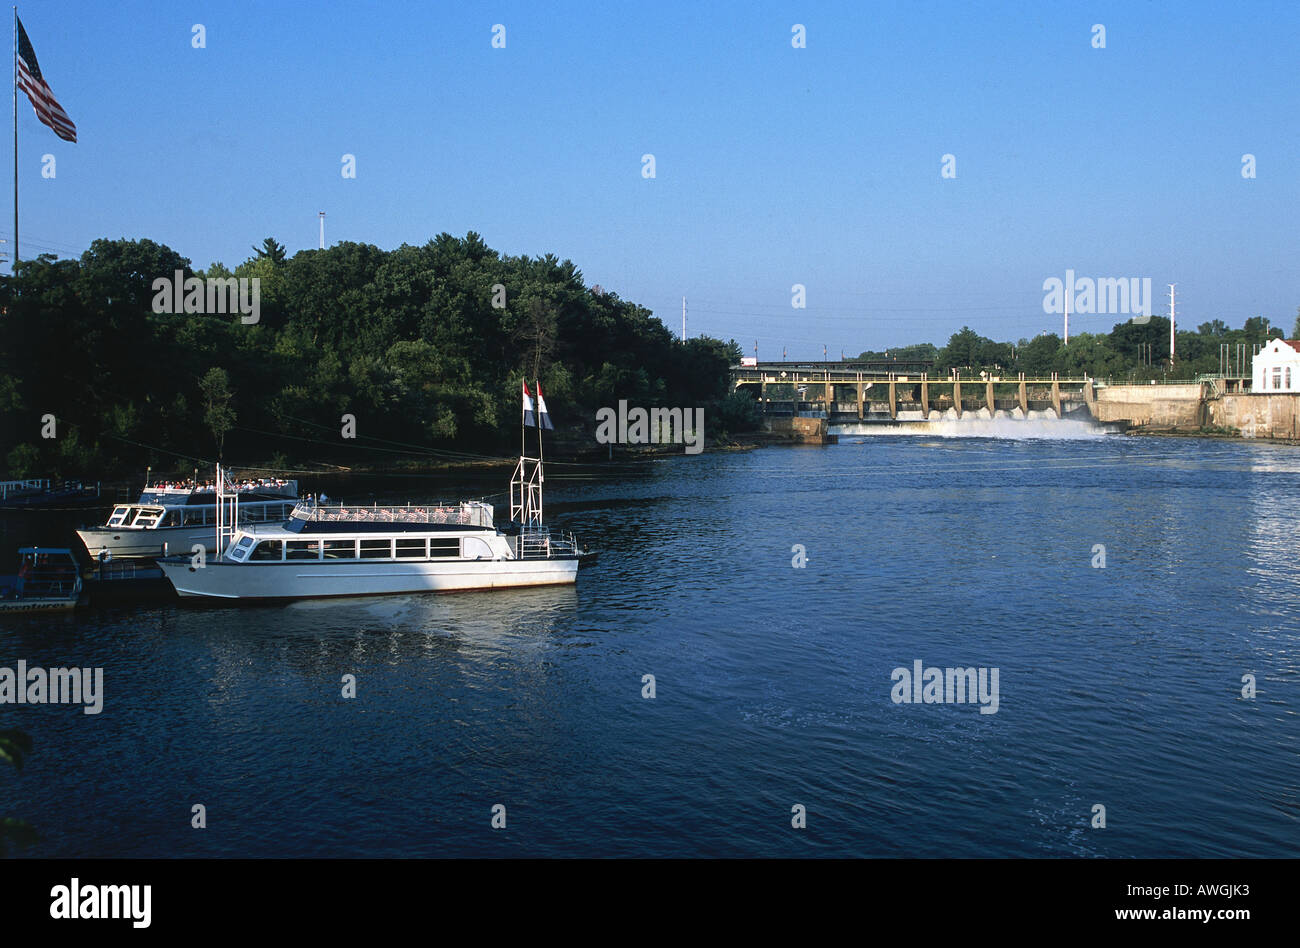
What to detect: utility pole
<box><xmin>318</xmin><ymin>211</ymin><xmax>325</xmax><ymax>250</ymax></box>
<box><xmin>1168</xmin><ymin>283</ymin><xmax>1176</xmax><ymax>368</ymax></box>
<box><xmin>1064</xmin><ymin>284</ymin><xmax>1069</xmax><ymax>345</ymax></box>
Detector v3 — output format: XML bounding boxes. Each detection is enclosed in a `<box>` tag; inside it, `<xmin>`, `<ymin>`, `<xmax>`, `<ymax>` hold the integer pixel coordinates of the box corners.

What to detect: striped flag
<box><xmin>17</xmin><ymin>16</ymin><xmax>77</xmax><ymax>143</ymax></box>
<box><xmin>534</xmin><ymin>381</ymin><xmax>554</xmax><ymax>430</ymax></box>
<box><xmin>522</xmin><ymin>381</ymin><xmax>536</xmax><ymax>427</ymax></box>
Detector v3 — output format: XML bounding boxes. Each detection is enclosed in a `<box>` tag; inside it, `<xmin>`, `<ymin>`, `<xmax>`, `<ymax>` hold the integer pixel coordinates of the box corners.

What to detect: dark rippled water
<box><xmin>1</xmin><ymin>434</ymin><xmax>1297</xmax><ymax>857</ymax></box>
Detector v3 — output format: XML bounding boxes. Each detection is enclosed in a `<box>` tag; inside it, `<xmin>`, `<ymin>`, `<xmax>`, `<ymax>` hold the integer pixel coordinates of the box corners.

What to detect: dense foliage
<box><xmin>862</xmin><ymin>315</ymin><xmax>1294</xmax><ymax>380</ymax></box>
<box><xmin>0</xmin><ymin>234</ymin><xmax>746</xmax><ymax>477</ymax></box>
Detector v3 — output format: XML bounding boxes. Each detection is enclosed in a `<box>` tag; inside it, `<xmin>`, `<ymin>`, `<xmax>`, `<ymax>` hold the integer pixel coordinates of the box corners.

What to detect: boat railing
<box><xmin>14</xmin><ymin>561</ymin><xmax>82</xmax><ymax>599</ymax></box>
<box><xmin>291</xmin><ymin>501</ymin><xmax>495</xmax><ymax>529</ymax></box>
<box><xmin>515</xmin><ymin>525</ymin><xmax>578</xmax><ymax>559</ymax></box>
<box><xmin>0</xmin><ymin>478</ymin><xmax>50</xmax><ymax>500</ymax></box>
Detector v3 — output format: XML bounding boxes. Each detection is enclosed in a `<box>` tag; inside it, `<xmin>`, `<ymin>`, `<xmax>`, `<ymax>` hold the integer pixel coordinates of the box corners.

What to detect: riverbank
<box><xmin>1125</xmin><ymin>425</ymin><xmax>1300</xmax><ymax>444</ymax></box>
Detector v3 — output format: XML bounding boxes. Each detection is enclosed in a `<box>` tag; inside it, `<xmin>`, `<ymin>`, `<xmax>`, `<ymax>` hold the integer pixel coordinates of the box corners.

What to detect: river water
<box><xmin>1</xmin><ymin>431</ymin><xmax>1297</xmax><ymax>857</ymax></box>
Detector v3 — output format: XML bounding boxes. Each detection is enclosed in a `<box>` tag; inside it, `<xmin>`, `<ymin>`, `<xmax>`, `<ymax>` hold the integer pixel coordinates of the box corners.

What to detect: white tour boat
<box><xmin>77</xmin><ymin>477</ymin><xmax>299</xmax><ymax>559</ymax></box>
<box><xmin>156</xmin><ymin>457</ymin><xmax>583</xmax><ymax>600</ymax></box>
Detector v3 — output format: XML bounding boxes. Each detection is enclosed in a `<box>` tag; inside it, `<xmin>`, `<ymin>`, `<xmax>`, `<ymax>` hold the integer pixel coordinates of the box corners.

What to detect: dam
<box><xmin>733</xmin><ymin>363</ymin><xmax>1300</xmax><ymax>441</ymax></box>
<box><xmin>733</xmin><ymin>363</ymin><xmax>1098</xmax><ymax>440</ymax></box>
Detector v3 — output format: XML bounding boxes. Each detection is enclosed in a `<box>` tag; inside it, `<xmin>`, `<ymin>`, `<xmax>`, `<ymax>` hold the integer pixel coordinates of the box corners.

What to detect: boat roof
<box><xmin>134</xmin><ymin>483</ymin><xmax>297</xmax><ymax>506</ymax></box>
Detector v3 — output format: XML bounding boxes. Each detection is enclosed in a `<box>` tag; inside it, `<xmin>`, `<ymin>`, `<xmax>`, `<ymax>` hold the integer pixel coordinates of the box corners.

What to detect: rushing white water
<box><xmin>831</xmin><ymin>407</ymin><xmax>1112</xmax><ymax>440</ymax></box>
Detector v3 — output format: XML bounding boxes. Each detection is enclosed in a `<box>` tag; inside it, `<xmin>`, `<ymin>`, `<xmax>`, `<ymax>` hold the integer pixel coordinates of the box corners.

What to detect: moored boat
<box><xmin>0</xmin><ymin>547</ymin><xmax>85</xmax><ymax>613</ymax></box>
<box><xmin>0</xmin><ymin>478</ymin><xmax>101</xmax><ymax>510</ymax></box>
<box><xmin>156</xmin><ymin>459</ymin><xmax>583</xmax><ymax>601</ymax></box>
<box><xmin>76</xmin><ymin>476</ymin><xmax>298</xmax><ymax>559</ymax></box>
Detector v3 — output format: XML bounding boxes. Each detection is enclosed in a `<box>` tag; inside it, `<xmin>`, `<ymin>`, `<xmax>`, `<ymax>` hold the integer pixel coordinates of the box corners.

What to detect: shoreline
<box><xmin>1122</xmin><ymin>426</ymin><xmax>1300</xmax><ymax>445</ymax></box>
<box><xmin>30</xmin><ymin>422</ymin><xmax>1300</xmax><ymax>498</ymax></box>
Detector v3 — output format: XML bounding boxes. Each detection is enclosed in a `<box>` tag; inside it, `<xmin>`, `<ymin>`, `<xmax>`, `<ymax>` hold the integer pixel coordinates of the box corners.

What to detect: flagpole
<box><xmin>535</xmin><ymin>380</ymin><xmax>544</xmax><ymax>468</ymax></box>
<box><xmin>12</xmin><ymin>6</ymin><xmax>17</xmax><ymax>270</ymax></box>
<box><xmin>535</xmin><ymin>380</ymin><xmax>544</xmax><ymax>525</ymax></box>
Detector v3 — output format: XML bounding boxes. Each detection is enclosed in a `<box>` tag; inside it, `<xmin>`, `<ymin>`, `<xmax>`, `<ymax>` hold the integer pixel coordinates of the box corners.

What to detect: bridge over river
<box><xmin>732</xmin><ymin>363</ymin><xmax>1094</xmax><ymax>423</ymax></box>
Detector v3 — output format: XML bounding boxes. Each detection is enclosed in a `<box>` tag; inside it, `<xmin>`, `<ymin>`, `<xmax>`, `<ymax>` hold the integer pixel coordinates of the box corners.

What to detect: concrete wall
<box><xmin>1211</xmin><ymin>393</ymin><xmax>1300</xmax><ymax>440</ymax></box>
<box><xmin>1087</xmin><ymin>384</ymin><xmax>1300</xmax><ymax>439</ymax></box>
<box><xmin>1090</xmin><ymin>383</ymin><xmax>1206</xmax><ymax>428</ymax></box>
<box><xmin>765</xmin><ymin>416</ymin><xmax>831</xmax><ymax>443</ymax></box>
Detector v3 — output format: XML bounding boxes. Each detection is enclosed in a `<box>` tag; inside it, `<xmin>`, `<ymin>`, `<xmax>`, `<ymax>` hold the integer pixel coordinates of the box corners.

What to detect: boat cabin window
<box><xmin>285</xmin><ymin>540</ymin><xmax>320</xmax><ymax>560</ymax></box>
<box><xmin>234</xmin><ymin>535</ymin><xmax>255</xmax><ymax>552</ymax></box>
<box><xmin>249</xmin><ymin>540</ymin><xmax>283</xmax><ymax>561</ymax></box>
<box><xmin>429</xmin><ymin>538</ymin><xmax>460</xmax><ymax>558</ymax></box>
<box><xmin>395</xmin><ymin>538</ymin><xmax>427</xmax><ymax>558</ymax></box>
<box><xmin>107</xmin><ymin>506</ymin><xmax>130</xmax><ymax>526</ymax></box>
<box><xmin>323</xmin><ymin>539</ymin><xmax>357</xmax><ymax>559</ymax></box>
<box><xmin>161</xmin><ymin>510</ymin><xmax>182</xmax><ymax>527</ymax></box>
<box><xmin>462</xmin><ymin>536</ymin><xmax>493</xmax><ymax>560</ymax></box>
<box><xmin>359</xmin><ymin>539</ymin><xmax>392</xmax><ymax>559</ymax></box>
<box><xmin>182</xmin><ymin>508</ymin><xmax>205</xmax><ymax>525</ymax></box>
<box><xmin>131</xmin><ymin>507</ymin><xmax>163</xmax><ymax>528</ymax></box>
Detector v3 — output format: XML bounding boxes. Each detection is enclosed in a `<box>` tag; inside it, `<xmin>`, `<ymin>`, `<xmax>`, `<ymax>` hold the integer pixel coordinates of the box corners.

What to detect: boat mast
<box><xmin>214</xmin><ymin>464</ymin><xmax>238</xmax><ymax>559</ymax></box>
<box><xmin>510</xmin><ymin>380</ymin><xmax>544</xmax><ymax>527</ymax></box>
<box><xmin>214</xmin><ymin>462</ymin><xmax>222</xmax><ymax>557</ymax></box>
<box><xmin>535</xmin><ymin>378</ymin><xmax>544</xmax><ymax>526</ymax></box>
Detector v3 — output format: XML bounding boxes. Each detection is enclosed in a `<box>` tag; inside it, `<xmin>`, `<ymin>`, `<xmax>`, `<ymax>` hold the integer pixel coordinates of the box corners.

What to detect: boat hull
<box><xmin>0</xmin><ymin>596</ymin><xmax>82</xmax><ymax>613</ymax></box>
<box><xmin>77</xmin><ymin>525</ymin><xmax>221</xmax><ymax>559</ymax></box>
<box><xmin>156</xmin><ymin>557</ymin><xmax>579</xmax><ymax>600</ymax></box>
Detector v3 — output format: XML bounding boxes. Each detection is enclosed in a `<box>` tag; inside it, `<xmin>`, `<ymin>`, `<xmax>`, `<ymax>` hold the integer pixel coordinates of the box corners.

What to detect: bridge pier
<box><xmin>953</xmin><ymin>379</ymin><xmax>962</xmax><ymax>418</ymax></box>
<box><xmin>1051</xmin><ymin>377</ymin><xmax>1062</xmax><ymax>418</ymax></box>
<box><xmin>1018</xmin><ymin>377</ymin><xmax>1027</xmax><ymax>415</ymax></box>
<box><xmin>986</xmin><ymin>378</ymin><xmax>995</xmax><ymax>415</ymax></box>
<box><xmin>857</xmin><ymin>380</ymin><xmax>864</xmax><ymax>419</ymax></box>
<box><xmin>920</xmin><ymin>376</ymin><xmax>929</xmax><ymax>419</ymax></box>
<box><xmin>888</xmin><ymin>379</ymin><xmax>897</xmax><ymax>419</ymax></box>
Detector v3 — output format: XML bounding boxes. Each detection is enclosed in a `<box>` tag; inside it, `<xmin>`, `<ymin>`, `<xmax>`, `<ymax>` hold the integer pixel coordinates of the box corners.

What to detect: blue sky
<box><xmin>10</xmin><ymin>0</ymin><xmax>1300</xmax><ymax>357</ymax></box>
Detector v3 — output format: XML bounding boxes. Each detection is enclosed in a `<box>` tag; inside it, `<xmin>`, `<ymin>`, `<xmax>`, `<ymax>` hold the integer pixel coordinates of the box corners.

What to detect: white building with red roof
<box><xmin>1252</xmin><ymin>338</ymin><xmax>1300</xmax><ymax>392</ymax></box>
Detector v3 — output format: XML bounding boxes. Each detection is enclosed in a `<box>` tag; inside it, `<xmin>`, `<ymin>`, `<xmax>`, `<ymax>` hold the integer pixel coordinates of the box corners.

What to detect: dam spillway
<box><xmin>832</xmin><ymin>407</ymin><xmax>1116</xmax><ymax>440</ymax></box>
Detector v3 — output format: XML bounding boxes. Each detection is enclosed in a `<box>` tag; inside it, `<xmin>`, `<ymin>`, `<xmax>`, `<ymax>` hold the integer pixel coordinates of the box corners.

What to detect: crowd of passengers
<box><xmin>149</xmin><ymin>477</ymin><xmax>293</xmax><ymax>493</ymax></box>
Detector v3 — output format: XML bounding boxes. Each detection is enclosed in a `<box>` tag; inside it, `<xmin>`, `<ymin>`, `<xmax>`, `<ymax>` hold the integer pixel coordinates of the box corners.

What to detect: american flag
<box><xmin>17</xmin><ymin>16</ymin><xmax>76</xmax><ymax>143</ymax></box>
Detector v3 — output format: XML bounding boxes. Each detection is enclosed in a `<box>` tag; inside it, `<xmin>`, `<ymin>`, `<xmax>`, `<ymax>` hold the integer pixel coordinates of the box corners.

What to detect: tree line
<box><xmin>0</xmin><ymin>234</ymin><xmax>752</xmax><ymax>478</ymax></box>
<box><xmin>859</xmin><ymin>313</ymin><xmax>1296</xmax><ymax>379</ymax></box>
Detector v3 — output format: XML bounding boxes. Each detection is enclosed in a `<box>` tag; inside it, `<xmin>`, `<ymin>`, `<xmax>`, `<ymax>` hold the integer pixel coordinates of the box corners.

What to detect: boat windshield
<box><xmin>129</xmin><ymin>506</ymin><xmax>165</xmax><ymax>528</ymax></box>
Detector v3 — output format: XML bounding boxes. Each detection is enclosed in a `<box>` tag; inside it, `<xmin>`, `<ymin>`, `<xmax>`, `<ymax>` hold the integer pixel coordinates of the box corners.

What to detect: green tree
<box><xmin>252</xmin><ymin>237</ymin><xmax>287</xmax><ymax>266</ymax></box>
<box><xmin>1017</xmin><ymin>333</ymin><xmax>1062</xmax><ymax>376</ymax></box>
<box><xmin>199</xmin><ymin>367</ymin><xmax>237</xmax><ymax>459</ymax></box>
